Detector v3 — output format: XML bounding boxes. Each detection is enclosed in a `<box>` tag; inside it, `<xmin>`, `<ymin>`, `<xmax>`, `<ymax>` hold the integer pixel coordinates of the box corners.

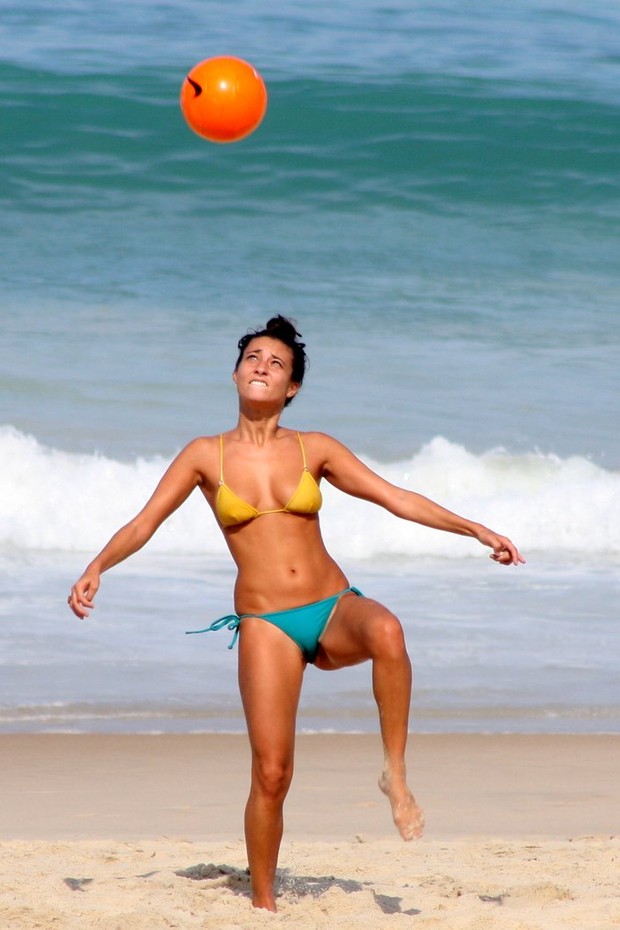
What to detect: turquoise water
<box><xmin>1</xmin><ymin>1</ymin><xmax>619</xmax><ymax>733</ymax></box>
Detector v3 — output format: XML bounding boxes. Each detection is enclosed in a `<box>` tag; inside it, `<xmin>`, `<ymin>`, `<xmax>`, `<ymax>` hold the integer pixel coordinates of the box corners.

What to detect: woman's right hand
<box><xmin>67</xmin><ymin>570</ymin><xmax>100</xmax><ymax>619</ymax></box>
<box><xmin>65</xmin><ymin>438</ymin><xmax>210</xmax><ymax>621</ymax></box>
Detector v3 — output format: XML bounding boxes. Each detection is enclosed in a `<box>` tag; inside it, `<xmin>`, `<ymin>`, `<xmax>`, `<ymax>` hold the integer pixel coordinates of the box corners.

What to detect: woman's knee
<box><xmin>366</xmin><ymin>608</ymin><xmax>407</xmax><ymax>660</ymax></box>
<box><xmin>251</xmin><ymin>752</ymin><xmax>294</xmax><ymax>801</ymax></box>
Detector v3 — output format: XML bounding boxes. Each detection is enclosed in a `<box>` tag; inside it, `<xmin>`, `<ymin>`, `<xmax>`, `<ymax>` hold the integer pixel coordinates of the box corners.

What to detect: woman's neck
<box><xmin>234</xmin><ymin>411</ymin><xmax>285</xmax><ymax>444</ymax></box>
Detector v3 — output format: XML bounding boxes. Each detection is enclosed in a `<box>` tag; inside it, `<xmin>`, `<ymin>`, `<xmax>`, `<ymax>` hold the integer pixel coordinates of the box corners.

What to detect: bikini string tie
<box><xmin>185</xmin><ymin>614</ymin><xmax>240</xmax><ymax>650</ymax></box>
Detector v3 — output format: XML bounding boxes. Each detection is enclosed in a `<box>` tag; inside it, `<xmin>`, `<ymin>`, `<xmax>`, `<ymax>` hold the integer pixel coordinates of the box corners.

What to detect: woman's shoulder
<box><xmin>295</xmin><ymin>430</ymin><xmax>353</xmax><ymax>461</ymax></box>
<box><xmin>295</xmin><ymin>428</ymin><xmax>335</xmax><ymax>446</ymax></box>
<box><xmin>168</xmin><ymin>435</ymin><xmax>222</xmax><ymax>488</ymax></box>
<box><xmin>173</xmin><ymin>434</ymin><xmax>221</xmax><ymax>468</ymax></box>
<box><xmin>181</xmin><ymin>433</ymin><xmax>221</xmax><ymax>450</ymax></box>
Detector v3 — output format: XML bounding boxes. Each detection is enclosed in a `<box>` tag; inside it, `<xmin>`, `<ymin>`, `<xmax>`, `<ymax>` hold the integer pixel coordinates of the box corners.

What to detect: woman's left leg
<box><xmin>315</xmin><ymin>593</ymin><xmax>424</xmax><ymax>841</ymax></box>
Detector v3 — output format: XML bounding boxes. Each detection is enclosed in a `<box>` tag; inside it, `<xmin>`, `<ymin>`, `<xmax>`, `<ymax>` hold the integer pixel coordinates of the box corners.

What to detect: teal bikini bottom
<box><xmin>186</xmin><ymin>586</ymin><xmax>363</xmax><ymax>663</ymax></box>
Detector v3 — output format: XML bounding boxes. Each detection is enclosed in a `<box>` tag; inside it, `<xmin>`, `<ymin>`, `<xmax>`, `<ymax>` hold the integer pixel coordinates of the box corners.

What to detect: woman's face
<box><xmin>233</xmin><ymin>337</ymin><xmax>299</xmax><ymax>406</ymax></box>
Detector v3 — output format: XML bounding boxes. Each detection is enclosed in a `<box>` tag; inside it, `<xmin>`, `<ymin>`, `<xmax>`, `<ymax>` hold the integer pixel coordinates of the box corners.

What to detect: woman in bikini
<box><xmin>68</xmin><ymin>315</ymin><xmax>524</xmax><ymax>911</ymax></box>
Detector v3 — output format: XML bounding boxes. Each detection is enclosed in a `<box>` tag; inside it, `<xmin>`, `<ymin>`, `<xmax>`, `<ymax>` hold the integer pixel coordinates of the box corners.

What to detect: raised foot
<box><xmin>378</xmin><ymin>771</ymin><xmax>425</xmax><ymax>841</ymax></box>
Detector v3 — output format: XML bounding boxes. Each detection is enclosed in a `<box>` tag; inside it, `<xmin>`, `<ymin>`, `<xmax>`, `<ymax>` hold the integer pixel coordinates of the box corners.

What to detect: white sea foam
<box><xmin>2</xmin><ymin>425</ymin><xmax>618</xmax><ymax>560</ymax></box>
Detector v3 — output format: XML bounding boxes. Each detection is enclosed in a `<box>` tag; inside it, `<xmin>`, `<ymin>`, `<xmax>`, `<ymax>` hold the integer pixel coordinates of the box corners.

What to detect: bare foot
<box><xmin>378</xmin><ymin>770</ymin><xmax>425</xmax><ymax>841</ymax></box>
<box><xmin>252</xmin><ymin>893</ymin><xmax>277</xmax><ymax>912</ymax></box>
<box><xmin>250</xmin><ymin>874</ymin><xmax>277</xmax><ymax>912</ymax></box>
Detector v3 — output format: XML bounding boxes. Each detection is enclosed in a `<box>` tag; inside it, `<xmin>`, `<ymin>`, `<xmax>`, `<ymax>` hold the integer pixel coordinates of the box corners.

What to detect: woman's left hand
<box><xmin>478</xmin><ymin>529</ymin><xmax>525</xmax><ymax>566</ymax></box>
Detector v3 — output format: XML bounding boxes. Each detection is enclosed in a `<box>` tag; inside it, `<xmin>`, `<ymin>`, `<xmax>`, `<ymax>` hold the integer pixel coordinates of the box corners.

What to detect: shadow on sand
<box><xmin>175</xmin><ymin>862</ymin><xmax>420</xmax><ymax>915</ymax></box>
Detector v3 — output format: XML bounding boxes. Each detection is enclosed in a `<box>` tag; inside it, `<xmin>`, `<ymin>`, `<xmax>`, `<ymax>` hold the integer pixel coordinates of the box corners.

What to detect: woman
<box><xmin>68</xmin><ymin>315</ymin><xmax>524</xmax><ymax>911</ymax></box>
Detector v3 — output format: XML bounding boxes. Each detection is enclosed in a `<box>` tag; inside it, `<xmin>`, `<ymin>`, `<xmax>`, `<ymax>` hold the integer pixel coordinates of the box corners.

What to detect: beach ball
<box><xmin>180</xmin><ymin>56</ymin><xmax>268</xmax><ymax>143</ymax></box>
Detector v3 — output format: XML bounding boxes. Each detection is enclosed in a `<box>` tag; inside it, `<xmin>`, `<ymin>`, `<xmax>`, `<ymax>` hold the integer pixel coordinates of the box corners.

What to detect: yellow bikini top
<box><xmin>215</xmin><ymin>432</ymin><xmax>323</xmax><ymax>528</ymax></box>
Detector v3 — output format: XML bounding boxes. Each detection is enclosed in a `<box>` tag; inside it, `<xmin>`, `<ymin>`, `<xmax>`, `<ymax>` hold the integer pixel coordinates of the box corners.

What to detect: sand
<box><xmin>1</xmin><ymin>733</ymin><xmax>619</xmax><ymax>928</ymax></box>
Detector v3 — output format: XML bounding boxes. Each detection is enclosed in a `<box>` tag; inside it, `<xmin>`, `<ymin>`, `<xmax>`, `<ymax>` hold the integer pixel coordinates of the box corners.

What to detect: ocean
<box><xmin>1</xmin><ymin>0</ymin><xmax>619</xmax><ymax>735</ymax></box>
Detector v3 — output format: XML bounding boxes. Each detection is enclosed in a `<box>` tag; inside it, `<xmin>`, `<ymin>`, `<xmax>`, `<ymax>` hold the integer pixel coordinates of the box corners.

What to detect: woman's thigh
<box><xmin>315</xmin><ymin>592</ymin><xmax>405</xmax><ymax>671</ymax></box>
<box><xmin>238</xmin><ymin>617</ymin><xmax>306</xmax><ymax>760</ymax></box>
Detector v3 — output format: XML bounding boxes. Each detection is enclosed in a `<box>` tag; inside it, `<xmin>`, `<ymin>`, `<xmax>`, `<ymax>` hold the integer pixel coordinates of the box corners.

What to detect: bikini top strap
<box><xmin>218</xmin><ymin>433</ymin><xmax>225</xmax><ymax>484</ymax></box>
<box><xmin>296</xmin><ymin>431</ymin><xmax>308</xmax><ymax>470</ymax></box>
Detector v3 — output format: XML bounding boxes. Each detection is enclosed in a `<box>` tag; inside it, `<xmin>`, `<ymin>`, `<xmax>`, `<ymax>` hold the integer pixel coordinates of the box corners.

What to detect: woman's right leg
<box><xmin>237</xmin><ymin>618</ymin><xmax>305</xmax><ymax>911</ymax></box>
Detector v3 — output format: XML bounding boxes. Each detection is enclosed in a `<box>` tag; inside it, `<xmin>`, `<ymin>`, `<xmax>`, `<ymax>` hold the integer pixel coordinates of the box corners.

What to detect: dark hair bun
<box><xmin>265</xmin><ymin>315</ymin><xmax>302</xmax><ymax>343</ymax></box>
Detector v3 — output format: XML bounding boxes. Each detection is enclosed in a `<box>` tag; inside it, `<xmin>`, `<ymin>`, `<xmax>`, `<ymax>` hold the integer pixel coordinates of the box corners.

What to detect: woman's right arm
<box><xmin>68</xmin><ymin>438</ymin><xmax>212</xmax><ymax>618</ymax></box>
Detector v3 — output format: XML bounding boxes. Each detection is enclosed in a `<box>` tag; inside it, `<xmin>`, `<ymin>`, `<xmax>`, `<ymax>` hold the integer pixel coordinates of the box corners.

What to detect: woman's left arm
<box><xmin>319</xmin><ymin>434</ymin><xmax>525</xmax><ymax>566</ymax></box>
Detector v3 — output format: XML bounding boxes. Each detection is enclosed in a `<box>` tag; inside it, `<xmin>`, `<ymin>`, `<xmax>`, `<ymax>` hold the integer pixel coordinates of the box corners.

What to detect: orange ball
<box><xmin>180</xmin><ymin>56</ymin><xmax>268</xmax><ymax>143</ymax></box>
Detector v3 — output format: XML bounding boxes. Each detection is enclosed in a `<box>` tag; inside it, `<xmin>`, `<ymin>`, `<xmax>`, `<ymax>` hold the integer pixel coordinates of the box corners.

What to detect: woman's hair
<box><xmin>235</xmin><ymin>315</ymin><xmax>308</xmax><ymax>406</ymax></box>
